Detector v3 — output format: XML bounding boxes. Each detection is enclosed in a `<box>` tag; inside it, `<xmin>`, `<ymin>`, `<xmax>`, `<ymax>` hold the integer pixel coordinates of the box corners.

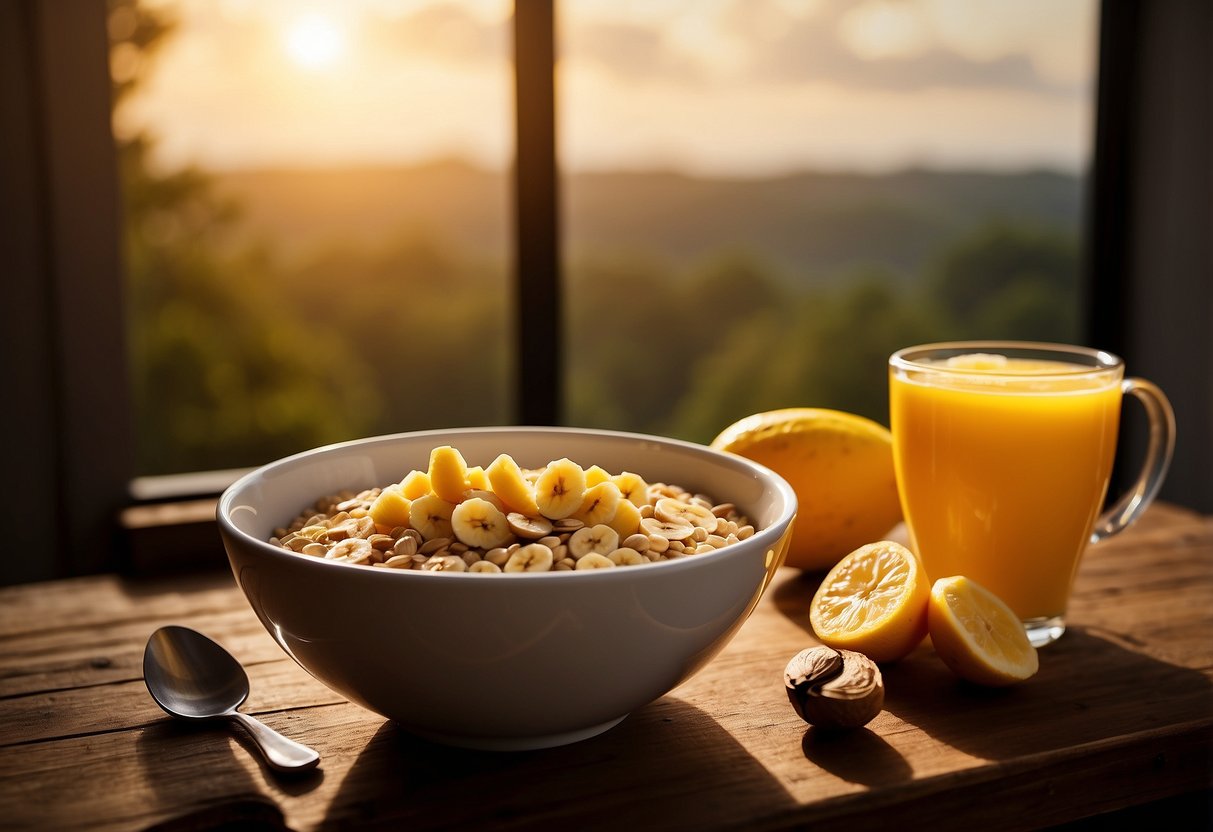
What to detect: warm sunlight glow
<box><xmin>285</xmin><ymin>14</ymin><xmax>344</xmax><ymax>70</ymax></box>
<box><xmin>840</xmin><ymin>2</ymin><xmax>929</xmax><ymax>59</ymax></box>
<box><xmin>120</xmin><ymin>0</ymin><xmax>1094</xmax><ymax>175</ymax></box>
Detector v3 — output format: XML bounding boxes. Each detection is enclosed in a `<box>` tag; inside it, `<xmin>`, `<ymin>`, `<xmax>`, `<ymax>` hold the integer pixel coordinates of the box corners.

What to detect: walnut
<box><xmin>784</xmin><ymin>646</ymin><xmax>884</xmax><ymax>729</ymax></box>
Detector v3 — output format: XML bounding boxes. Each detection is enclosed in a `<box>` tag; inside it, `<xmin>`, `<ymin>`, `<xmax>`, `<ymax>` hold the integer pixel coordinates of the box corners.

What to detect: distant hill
<box><xmin>213</xmin><ymin>160</ymin><xmax>1083</xmax><ymax>281</ymax></box>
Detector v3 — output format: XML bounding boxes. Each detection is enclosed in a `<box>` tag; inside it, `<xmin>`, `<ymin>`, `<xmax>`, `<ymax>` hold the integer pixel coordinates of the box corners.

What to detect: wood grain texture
<box><xmin>1</xmin><ymin>504</ymin><xmax>1209</xmax><ymax>831</ymax></box>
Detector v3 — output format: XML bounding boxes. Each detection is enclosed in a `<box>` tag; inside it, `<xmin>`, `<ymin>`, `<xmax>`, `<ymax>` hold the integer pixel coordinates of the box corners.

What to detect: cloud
<box><xmin>566</xmin><ymin>0</ymin><xmax>1075</xmax><ymax>96</ymax></box>
<box><xmin>744</xmin><ymin>0</ymin><xmax>1067</xmax><ymax>94</ymax></box>
<box><xmin>369</xmin><ymin>2</ymin><xmax>506</xmax><ymax>65</ymax></box>
<box><xmin>561</xmin><ymin>19</ymin><xmax>710</xmax><ymax>85</ymax></box>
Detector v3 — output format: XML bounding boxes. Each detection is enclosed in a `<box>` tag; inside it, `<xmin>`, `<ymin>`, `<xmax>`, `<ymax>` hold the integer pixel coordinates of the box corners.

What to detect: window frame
<box><xmin>1</xmin><ymin>0</ymin><xmax>132</xmax><ymax>583</ymax></box>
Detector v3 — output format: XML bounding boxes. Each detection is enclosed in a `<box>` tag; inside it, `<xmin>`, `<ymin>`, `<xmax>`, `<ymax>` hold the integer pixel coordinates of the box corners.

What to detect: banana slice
<box><xmin>451</xmin><ymin>497</ymin><xmax>513</xmax><ymax>549</ymax></box>
<box><xmin>465</xmin><ymin>465</ymin><xmax>490</xmax><ymax>490</ymax></box>
<box><xmin>486</xmin><ymin>453</ymin><xmax>542</xmax><ymax>516</ymax></box>
<box><xmin>399</xmin><ymin>469</ymin><xmax>431</xmax><ymax>499</ymax></box>
<box><xmin>573</xmin><ymin>481</ymin><xmax>622</xmax><ymax>526</ymax></box>
<box><xmin>611</xmin><ymin>472</ymin><xmax>650</xmax><ymax>508</ymax></box>
<box><xmin>368</xmin><ymin>485</ymin><xmax>412</xmax><ymax>530</ymax></box>
<box><xmin>534</xmin><ymin>458</ymin><xmax>586</xmax><ymax>519</ymax></box>
<box><xmin>468</xmin><ymin>560</ymin><xmax>502</xmax><ymax>573</ymax></box>
<box><xmin>575</xmin><ymin>553</ymin><xmax>616</xmax><ymax>570</ymax></box>
<box><xmin>465</xmin><ymin>489</ymin><xmax>507</xmax><ymax>512</ymax></box>
<box><xmin>410</xmin><ymin>494</ymin><xmax>456</xmax><ymax>541</ymax></box>
<box><xmin>608</xmin><ymin>498</ymin><xmax>642</xmax><ymax>538</ymax></box>
<box><xmin>507</xmin><ymin>512</ymin><xmax>553</xmax><ymax>539</ymax></box>
<box><xmin>584</xmin><ymin>465</ymin><xmax>612</xmax><ymax>487</ymax></box>
<box><xmin>640</xmin><ymin>515</ymin><xmax>695</xmax><ymax>540</ymax></box>
<box><xmin>428</xmin><ymin>445</ymin><xmax>469</xmax><ymax>503</ymax></box>
<box><xmin>655</xmin><ymin>497</ymin><xmax>717</xmax><ymax>530</ymax></box>
<box><xmin>608</xmin><ymin>547</ymin><xmax>646</xmax><ymax>566</ymax></box>
<box><xmin>568</xmin><ymin>524</ymin><xmax>621</xmax><ymax>558</ymax></box>
<box><xmin>329</xmin><ymin>538</ymin><xmax>373</xmax><ymax>564</ymax></box>
<box><xmin>504</xmin><ymin>543</ymin><xmax>555</xmax><ymax>572</ymax></box>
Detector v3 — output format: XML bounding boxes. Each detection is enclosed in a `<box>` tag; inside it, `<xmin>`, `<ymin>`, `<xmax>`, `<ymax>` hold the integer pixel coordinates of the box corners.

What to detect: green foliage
<box><xmin>924</xmin><ymin>222</ymin><xmax>1080</xmax><ymax>340</ymax></box>
<box><xmin>113</xmin><ymin>0</ymin><xmax>381</xmax><ymax>474</ymax></box>
<box><xmin>112</xmin><ymin>2</ymin><xmax>1083</xmax><ymax>474</ymax></box>
<box><xmin>570</xmin><ymin>215</ymin><xmax>1078</xmax><ymax>446</ymax></box>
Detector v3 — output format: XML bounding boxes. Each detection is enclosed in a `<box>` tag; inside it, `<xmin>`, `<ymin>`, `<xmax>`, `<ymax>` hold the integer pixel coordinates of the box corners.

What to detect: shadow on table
<box><xmin>318</xmin><ymin>697</ymin><xmax>797</xmax><ymax>830</ymax></box>
<box><xmin>769</xmin><ymin>566</ymin><xmax>1211</xmax><ymax>763</ymax></box>
<box><xmin>878</xmin><ymin>626</ymin><xmax>1213</xmax><ymax>761</ymax></box>
<box><xmin>137</xmin><ymin>717</ymin><xmax>323</xmax><ymax>831</ymax></box>
<box><xmin>769</xmin><ymin>568</ymin><xmax>824</xmax><ymax>637</ymax></box>
<box><xmin>800</xmin><ymin>726</ymin><xmax>913</xmax><ymax>788</ymax></box>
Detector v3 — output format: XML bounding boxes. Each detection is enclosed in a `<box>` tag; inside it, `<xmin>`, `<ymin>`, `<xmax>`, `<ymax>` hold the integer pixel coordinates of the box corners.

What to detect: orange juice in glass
<box><xmin>889</xmin><ymin>342</ymin><xmax>1174</xmax><ymax>647</ymax></box>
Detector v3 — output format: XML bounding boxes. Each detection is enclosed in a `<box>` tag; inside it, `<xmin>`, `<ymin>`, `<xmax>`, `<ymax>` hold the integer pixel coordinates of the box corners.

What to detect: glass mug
<box><xmin>889</xmin><ymin>342</ymin><xmax>1175</xmax><ymax>647</ymax></box>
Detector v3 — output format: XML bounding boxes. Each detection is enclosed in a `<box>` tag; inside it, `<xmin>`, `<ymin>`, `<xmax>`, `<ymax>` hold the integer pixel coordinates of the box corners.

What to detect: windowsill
<box><xmin>121</xmin><ymin>469</ymin><xmax>251</xmax><ymax>577</ymax></box>
<box><xmin>130</xmin><ymin>468</ymin><xmax>253</xmax><ymax>502</ymax></box>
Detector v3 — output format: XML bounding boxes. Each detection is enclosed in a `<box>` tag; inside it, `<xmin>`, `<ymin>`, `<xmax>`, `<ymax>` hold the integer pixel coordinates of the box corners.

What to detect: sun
<box><xmin>285</xmin><ymin>13</ymin><xmax>345</xmax><ymax>70</ymax></box>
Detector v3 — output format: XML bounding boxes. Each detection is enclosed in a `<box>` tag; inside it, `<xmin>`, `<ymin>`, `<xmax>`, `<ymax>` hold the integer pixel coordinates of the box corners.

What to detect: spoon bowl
<box><xmin>144</xmin><ymin>626</ymin><xmax>320</xmax><ymax>772</ymax></box>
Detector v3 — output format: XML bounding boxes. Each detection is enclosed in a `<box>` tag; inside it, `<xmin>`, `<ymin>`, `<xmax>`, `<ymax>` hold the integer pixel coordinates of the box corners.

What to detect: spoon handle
<box><xmin>229</xmin><ymin>711</ymin><xmax>320</xmax><ymax>771</ymax></box>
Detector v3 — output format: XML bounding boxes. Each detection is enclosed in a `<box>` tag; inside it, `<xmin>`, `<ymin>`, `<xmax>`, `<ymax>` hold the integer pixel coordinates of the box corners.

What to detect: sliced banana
<box><xmin>607</xmin><ymin>498</ymin><xmax>642</xmax><ymax>538</ymax></box>
<box><xmin>465</xmin><ymin>465</ymin><xmax>490</xmax><ymax>490</ymax></box>
<box><xmin>504</xmin><ymin>542</ymin><xmax>554</xmax><ymax>572</ymax></box>
<box><xmin>575</xmin><ymin>553</ymin><xmax>615</xmax><ymax>570</ymax></box>
<box><xmin>465</xmin><ymin>489</ymin><xmax>507</xmax><ymax>512</ymax></box>
<box><xmin>584</xmin><ymin>464</ymin><xmax>612</xmax><ymax>487</ymax></box>
<box><xmin>399</xmin><ymin>469</ymin><xmax>431</xmax><ymax>499</ymax></box>
<box><xmin>329</xmin><ymin>538</ymin><xmax>373</xmax><ymax>563</ymax></box>
<box><xmin>409</xmin><ymin>494</ymin><xmax>456</xmax><ymax>540</ymax></box>
<box><xmin>451</xmin><ymin>497</ymin><xmax>513</xmax><ymax>549</ymax></box>
<box><xmin>507</xmin><ymin>512</ymin><xmax>553</xmax><ymax>539</ymax></box>
<box><xmin>567</xmin><ymin>524</ymin><xmax>621</xmax><ymax>558</ymax></box>
<box><xmin>468</xmin><ymin>560</ymin><xmax>502</xmax><ymax>573</ymax></box>
<box><xmin>428</xmin><ymin>445</ymin><xmax>469</xmax><ymax>503</ymax></box>
<box><xmin>640</xmin><ymin>515</ymin><xmax>695</xmax><ymax>540</ymax></box>
<box><xmin>611</xmin><ymin>472</ymin><xmax>650</xmax><ymax>508</ymax></box>
<box><xmin>486</xmin><ymin>453</ymin><xmax>542</xmax><ymax>516</ymax></box>
<box><xmin>654</xmin><ymin>497</ymin><xmax>717</xmax><ymax>530</ymax></box>
<box><xmin>573</xmin><ymin>481</ymin><xmax>622</xmax><ymax>526</ymax></box>
<box><xmin>534</xmin><ymin>458</ymin><xmax>586</xmax><ymax>519</ymax></box>
<box><xmin>608</xmin><ymin>547</ymin><xmax>646</xmax><ymax>566</ymax></box>
<box><xmin>368</xmin><ymin>485</ymin><xmax>412</xmax><ymax>530</ymax></box>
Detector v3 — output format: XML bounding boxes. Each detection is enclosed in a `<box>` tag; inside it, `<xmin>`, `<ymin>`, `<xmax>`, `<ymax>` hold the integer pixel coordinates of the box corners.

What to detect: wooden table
<box><xmin>2</xmin><ymin>504</ymin><xmax>1210</xmax><ymax>830</ymax></box>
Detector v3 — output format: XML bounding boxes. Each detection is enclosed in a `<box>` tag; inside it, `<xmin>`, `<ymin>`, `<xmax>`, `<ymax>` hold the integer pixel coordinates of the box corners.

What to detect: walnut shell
<box><xmin>784</xmin><ymin>646</ymin><xmax>884</xmax><ymax>729</ymax></box>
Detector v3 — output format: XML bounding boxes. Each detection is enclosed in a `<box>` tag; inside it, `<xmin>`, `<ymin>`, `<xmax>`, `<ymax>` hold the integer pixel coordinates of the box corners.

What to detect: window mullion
<box><xmin>512</xmin><ymin>0</ymin><xmax>562</xmax><ymax>426</ymax></box>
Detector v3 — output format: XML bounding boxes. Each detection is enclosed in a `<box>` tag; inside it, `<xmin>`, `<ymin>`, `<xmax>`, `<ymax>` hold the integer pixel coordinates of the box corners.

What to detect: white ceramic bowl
<box><xmin>218</xmin><ymin>427</ymin><xmax>797</xmax><ymax>750</ymax></box>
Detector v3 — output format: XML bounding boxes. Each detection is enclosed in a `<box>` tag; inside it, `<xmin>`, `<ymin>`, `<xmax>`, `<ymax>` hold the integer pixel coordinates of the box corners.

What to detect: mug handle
<box><xmin>1090</xmin><ymin>378</ymin><xmax>1176</xmax><ymax>542</ymax></box>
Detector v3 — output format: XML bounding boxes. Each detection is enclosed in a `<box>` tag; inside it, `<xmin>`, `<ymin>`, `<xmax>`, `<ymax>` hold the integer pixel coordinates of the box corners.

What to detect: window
<box><xmin>559</xmin><ymin>0</ymin><xmax>1097</xmax><ymax>441</ymax></box>
<box><xmin>108</xmin><ymin>0</ymin><xmax>515</xmax><ymax>477</ymax></box>
<box><xmin>3</xmin><ymin>0</ymin><xmax>1208</xmax><ymax>586</ymax></box>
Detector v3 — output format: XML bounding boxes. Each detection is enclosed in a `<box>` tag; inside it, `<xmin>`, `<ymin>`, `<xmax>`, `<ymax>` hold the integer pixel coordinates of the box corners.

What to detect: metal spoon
<box><xmin>143</xmin><ymin>625</ymin><xmax>320</xmax><ymax>772</ymax></box>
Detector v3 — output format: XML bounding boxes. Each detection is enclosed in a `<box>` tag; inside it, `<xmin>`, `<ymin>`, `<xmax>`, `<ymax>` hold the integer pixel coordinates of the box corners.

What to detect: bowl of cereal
<box><xmin>217</xmin><ymin>427</ymin><xmax>796</xmax><ymax>750</ymax></box>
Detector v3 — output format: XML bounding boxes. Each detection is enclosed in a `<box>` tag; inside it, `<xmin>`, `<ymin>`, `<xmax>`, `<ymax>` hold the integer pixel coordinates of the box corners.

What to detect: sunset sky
<box><xmin>117</xmin><ymin>0</ymin><xmax>1098</xmax><ymax>176</ymax></box>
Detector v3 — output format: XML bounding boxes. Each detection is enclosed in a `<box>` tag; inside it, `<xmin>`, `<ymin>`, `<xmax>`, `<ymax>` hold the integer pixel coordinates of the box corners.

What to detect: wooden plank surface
<box><xmin>1</xmin><ymin>504</ymin><xmax>1210</xmax><ymax>831</ymax></box>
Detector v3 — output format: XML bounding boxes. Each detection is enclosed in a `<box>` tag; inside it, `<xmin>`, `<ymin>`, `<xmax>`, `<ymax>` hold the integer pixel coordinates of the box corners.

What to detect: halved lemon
<box><xmin>711</xmin><ymin>408</ymin><xmax>901</xmax><ymax>571</ymax></box>
<box><xmin>927</xmin><ymin>576</ymin><xmax>1039</xmax><ymax>686</ymax></box>
<box><xmin>809</xmin><ymin>540</ymin><xmax>929</xmax><ymax>663</ymax></box>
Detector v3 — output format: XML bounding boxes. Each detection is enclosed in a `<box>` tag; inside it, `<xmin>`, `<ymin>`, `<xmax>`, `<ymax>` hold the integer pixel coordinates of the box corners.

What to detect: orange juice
<box><xmin>889</xmin><ymin>354</ymin><xmax>1122</xmax><ymax>622</ymax></box>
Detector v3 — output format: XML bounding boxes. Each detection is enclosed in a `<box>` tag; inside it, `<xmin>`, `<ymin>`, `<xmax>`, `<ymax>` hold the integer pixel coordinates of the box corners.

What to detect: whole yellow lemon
<box><xmin>711</xmin><ymin>408</ymin><xmax>902</xmax><ymax>571</ymax></box>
